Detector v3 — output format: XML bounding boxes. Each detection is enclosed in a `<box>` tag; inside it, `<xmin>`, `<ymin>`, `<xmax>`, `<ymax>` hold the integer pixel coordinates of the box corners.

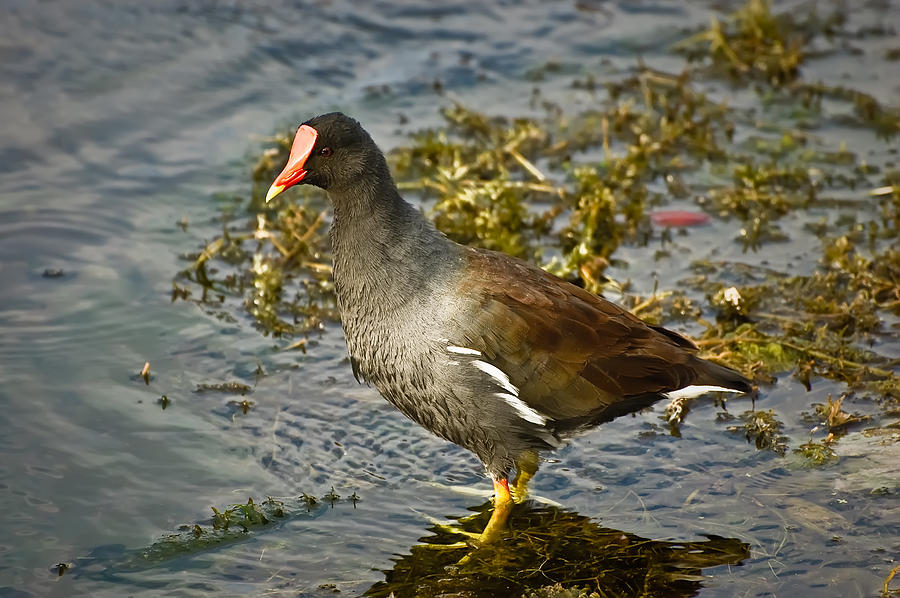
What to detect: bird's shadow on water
<box><xmin>367</xmin><ymin>500</ymin><xmax>749</xmax><ymax>598</ymax></box>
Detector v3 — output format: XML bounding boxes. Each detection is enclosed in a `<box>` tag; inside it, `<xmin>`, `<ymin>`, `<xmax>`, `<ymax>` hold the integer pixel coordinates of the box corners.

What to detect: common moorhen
<box><xmin>266</xmin><ymin>113</ymin><xmax>752</xmax><ymax>543</ymax></box>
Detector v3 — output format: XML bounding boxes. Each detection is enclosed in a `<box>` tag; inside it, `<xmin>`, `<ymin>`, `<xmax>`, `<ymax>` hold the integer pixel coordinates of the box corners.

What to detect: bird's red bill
<box><xmin>266</xmin><ymin>124</ymin><xmax>318</xmax><ymax>202</ymax></box>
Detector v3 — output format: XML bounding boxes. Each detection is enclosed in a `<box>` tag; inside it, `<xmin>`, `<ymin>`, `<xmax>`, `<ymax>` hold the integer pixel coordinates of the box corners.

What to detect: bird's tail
<box><xmin>694</xmin><ymin>358</ymin><xmax>754</xmax><ymax>394</ymax></box>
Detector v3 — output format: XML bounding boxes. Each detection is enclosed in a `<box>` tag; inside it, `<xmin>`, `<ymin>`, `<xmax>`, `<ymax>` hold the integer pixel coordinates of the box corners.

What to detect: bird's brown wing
<box><xmin>451</xmin><ymin>248</ymin><xmax>703</xmax><ymax>421</ymax></box>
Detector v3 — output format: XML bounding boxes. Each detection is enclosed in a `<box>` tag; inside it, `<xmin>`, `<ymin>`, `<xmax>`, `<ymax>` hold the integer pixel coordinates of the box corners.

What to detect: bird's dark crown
<box><xmin>298</xmin><ymin>112</ymin><xmax>389</xmax><ymax>191</ymax></box>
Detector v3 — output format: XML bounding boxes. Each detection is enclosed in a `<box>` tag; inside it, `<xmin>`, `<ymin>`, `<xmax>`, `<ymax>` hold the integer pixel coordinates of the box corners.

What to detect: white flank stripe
<box><xmin>471</xmin><ymin>360</ymin><xmax>549</xmax><ymax>426</ymax></box>
<box><xmin>447</xmin><ymin>345</ymin><xmax>482</xmax><ymax>356</ymax></box>
<box><xmin>472</xmin><ymin>360</ymin><xmax>518</xmax><ymax>395</ymax></box>
<box><xmin>663</xmin><ymin>385</ymin><xmax>743</xmax><ymax>400</ymax></box>
<box><xmin>496</xmin><ymin>392</ymin><xmax>547</xmax><ymax>426</ymax></box>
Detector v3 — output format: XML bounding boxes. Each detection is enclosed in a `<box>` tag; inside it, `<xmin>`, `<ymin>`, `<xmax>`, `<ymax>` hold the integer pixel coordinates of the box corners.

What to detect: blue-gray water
<box><xmin>1</xmin><ymin>1</ymin><xmax>898</xmax><ymax>596</ymax></box>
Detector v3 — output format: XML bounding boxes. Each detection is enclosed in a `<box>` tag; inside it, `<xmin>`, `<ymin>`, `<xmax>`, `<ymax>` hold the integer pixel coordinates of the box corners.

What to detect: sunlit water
<box><xmin>1</xmin><ymin>1</ymin><xmax>898</xmax><ymax>596</ymax></box>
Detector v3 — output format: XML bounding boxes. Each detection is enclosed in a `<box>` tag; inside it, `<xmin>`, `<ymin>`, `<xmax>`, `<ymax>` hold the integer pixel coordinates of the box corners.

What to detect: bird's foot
<box><xmin>415</xmin><ymin>478</ymin><xmax>517</xmax><ymax>564</ymax></box>
<box><xmin>429</xmin><ymin>522</ymin><xmax>481</xmax><ymax>541</ymax></box>
<box><xmin>413</xmin><ymin>508</ymin><xmax>483</xmax><ymax>530</ymax></box>
<box><xmin>413</xmin><ymin>540</ymin><xmax>470</xmax><ymax>550</ymax></box>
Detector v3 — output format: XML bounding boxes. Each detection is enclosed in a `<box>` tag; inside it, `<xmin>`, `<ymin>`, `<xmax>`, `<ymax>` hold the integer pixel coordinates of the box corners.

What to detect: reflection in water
<box><xmin>367</xmin><ymin>500</ymin><xmax>749</xmax><ymax>597</ymax></box>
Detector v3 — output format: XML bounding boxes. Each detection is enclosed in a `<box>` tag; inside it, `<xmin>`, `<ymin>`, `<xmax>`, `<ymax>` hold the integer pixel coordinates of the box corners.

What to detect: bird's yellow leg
<box><xmin>455</xmin><ymin>478</ymin><xmax>514</xmax><ymax>565</ymax></box>
<box><xmin>477</xmin><ymin>477</ymin><xmax>513</xmax><ymax>544</ymax></box>
<box><xmin>511</xmin><ymin>452</ymin><xmax>539</xmax><ymax>503</ymax></box>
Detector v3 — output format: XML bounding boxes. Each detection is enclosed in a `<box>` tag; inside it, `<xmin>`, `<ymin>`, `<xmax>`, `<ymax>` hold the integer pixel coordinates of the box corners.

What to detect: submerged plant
<box><xmin>727</xmin><ymin>409</ymin><xmax>788</xmax><ymax>454</ymax></box>
<box><xmin>795</xmin><ymin>438</ymin><xmax>838</xmax><ymax>466</ymax></box>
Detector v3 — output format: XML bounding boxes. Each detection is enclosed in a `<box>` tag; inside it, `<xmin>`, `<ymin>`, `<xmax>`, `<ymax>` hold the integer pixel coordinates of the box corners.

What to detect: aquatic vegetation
<box><xmin>174</xmin><ymin>0</ymin><xmax>899</xmax><ymax>465</ymax></box>
<box><xmin>787</xmin><ymin>82</ymin><xmax>900</xmax><ymax>139</ymax></box>
<box><xmin>394</xmin><ymin>105</ymin><xmax>557</xmax><ymax>260</ymax></box>
<box><xmin>126</xmin><ymin>497</ymin><xmax>291</xmax><ymax>567</ymax></box>
<box><xmin>673</xmin><ymin>0</ymin><xmax>839</xmax><ymax>84</ymax></box>
<box><xmin>727</xmin><ymin>409</ymin><xmax>788</xmax><ymax>454</ymax></box>
<box><xmin>795</xmin><ymin>438</ymin><xmax>838</xmax><ymax>466</ymax></box>
<box><xmin>324</xmin><ymin>486</ymin><xmax>341</xmax><ymax>506</ymax></box>
<box><xmin>674</xmin><ymin>0</ymin><xmax>900</xmax><ymax>139</ymax></box>
<box><xmin>227</xmin><ymin>398</ymin><xmax>254</xmax><ymax>414</ymax></box>
<box><xmin>211</xmin><ymin>497</ymin><xmax>281</xmax><ymax>531</ymax></box>
<box><xmin>77</xmin><ymin>491</ymin><xmax>361</xmax><ymax>573</ymax></box>
<box><xmin>690</xmin><ymin>237</ymin><xmax>900</xmax><ymax>400</ymax></box>
<box><xmin>52</xmin><ymin>562</ymin><xmax>70</xmax><ymax>577</ymax></box>
<box><xmin>195</xmin><ymin>381</ymin><xmax>252</xmax><ymax>395</ymax></box>
<box><xmin>175</xmin><ymin>156</ymin><xmax>336</xmax><ymax>337</ymax></box>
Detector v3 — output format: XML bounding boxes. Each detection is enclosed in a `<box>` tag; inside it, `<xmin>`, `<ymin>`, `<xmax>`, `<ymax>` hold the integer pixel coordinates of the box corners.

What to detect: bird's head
<box><xmin>265</xmin><ymin>112</ymin><xmax>385</xmax><ymax>201</ymax></box>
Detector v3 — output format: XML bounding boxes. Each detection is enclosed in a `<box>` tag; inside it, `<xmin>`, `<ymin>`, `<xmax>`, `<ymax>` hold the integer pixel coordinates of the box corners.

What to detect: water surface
<box><xmin>1</xmin><ymin>1</ymin><xmax>898</xmax><ymax>596</ymax></box>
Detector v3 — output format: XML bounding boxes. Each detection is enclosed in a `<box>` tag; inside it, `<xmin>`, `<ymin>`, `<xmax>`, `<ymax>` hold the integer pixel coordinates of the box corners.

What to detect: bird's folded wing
<box><xmin>451</xmin><ymin>248</ymin><xmax>703</xmax><ymax>421</ymax></box>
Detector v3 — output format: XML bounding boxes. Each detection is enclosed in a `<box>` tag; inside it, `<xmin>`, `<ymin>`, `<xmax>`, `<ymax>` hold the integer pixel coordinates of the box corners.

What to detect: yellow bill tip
<box><xmin>265</xmin><ymin>184</ymin><xmax>285</xmax><ymax>203</ymax></box>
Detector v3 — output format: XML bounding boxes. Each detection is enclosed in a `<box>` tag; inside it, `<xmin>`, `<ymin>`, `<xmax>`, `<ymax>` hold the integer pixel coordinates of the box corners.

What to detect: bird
<box><xmin>265</xmin><ymin>112</ymin><xmax>753</xmax><ymax>545</ymax></box>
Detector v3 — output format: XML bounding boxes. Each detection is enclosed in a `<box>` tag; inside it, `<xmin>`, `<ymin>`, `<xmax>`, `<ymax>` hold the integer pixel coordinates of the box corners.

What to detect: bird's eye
<box><xmin>320</xmin><ymin>147</ymin><xmax>333</xmax><ymax>157</ymax></box>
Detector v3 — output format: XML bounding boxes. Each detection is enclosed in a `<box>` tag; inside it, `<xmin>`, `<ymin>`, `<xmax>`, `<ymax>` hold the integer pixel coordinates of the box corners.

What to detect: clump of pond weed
<box><xmin>727</xmin><ymin>409</ymin><xmax>788</xmax><ymax>454</ymax></box>
<box><xmin>795</xmin><ymin>438</ymin><xmax>838</xmax><ymax>466</ymax></box>
<box><xmin>794</xmin><ymin>393</ymin><xmax>870</xmax><ymax>466</ymax></box>
<box><xmin>393</xmin><ymin>105</ymin><xmax>558</xmax><ymax>261</ymax></box>
<box><xmin>673</xmin><ymin>0</ymin><xmax>900</xmax><ymax>138</ymax></box>
<box><xmin>673</xmin><ymin>0</ymin><xmax>841</xmax><ymax>84</ymax></box>
<box><xmin>195</xmin><ymin>381</ymin><xmax>252</xmax><ymax>395</ymax></box>
<box><xmin>101</xmin><ymin>491</ymin><xmax>361</xmax><ymax>571</ymax></box>
<box><xmin>688</xmin><ymin>235</ymin><xmax>900</xmax><ymax>402</ymax></box>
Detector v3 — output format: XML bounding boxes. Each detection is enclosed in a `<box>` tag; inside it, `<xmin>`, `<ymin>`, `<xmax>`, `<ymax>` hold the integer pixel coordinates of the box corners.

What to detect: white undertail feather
<box><xmin>663</xmin><ymin>384</ymin><xmax>742</xmax><ymax>400</ymax></box>
<box><xmin>472</xmin><ymin>360</ymin><xmax>548</xmax><ymax>426</ymax></box>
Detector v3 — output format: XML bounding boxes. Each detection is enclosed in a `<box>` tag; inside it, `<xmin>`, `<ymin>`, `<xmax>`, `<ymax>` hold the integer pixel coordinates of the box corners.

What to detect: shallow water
<box><xmin>1</xmin><ymin>1</ymin><xmax>898</xmax><ymax>596</ymax></box>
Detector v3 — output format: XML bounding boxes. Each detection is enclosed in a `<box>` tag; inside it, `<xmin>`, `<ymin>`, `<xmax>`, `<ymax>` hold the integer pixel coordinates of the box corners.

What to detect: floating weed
<box><xmin>673</xmin><ymin>0</ymin><xmax>900</xmax><ymax>139</ymax></box>
<box><xmin>94</xmin><ymin>491</ymin><xmax>362</xmax><ymax>571</ymax></box>
<box><xmin>702</xmin><ymin>160</ymin><xmax>813</xmax><ymax>250</ymax></box>
<box><xmin>690</xmin><ymin>233</ymin><xmax>900</xmax><ymax>400</ymax></box>
<box><xmin>788</xmin><ymin>82</ymin><xmax>900</xmax><ymax>139</ymax></box>
<box><xmin>52</xmin><ymin>562</ymin><xmax>71</xmax><ymax>577</ymax></box>
<box><xmin>195</xmin><ymin>382</ymin><xmax>252</xmax><ymax>395</ymax></box>
<box><xmin>300</xmin><ymin>492</ymin><xmax>319</xmax><ymax>511</ymax></box>
<box><xmin>227</xmin><ymin>398</ymin><xmax>254</xmax><ymax>415</ymax></box>
<box><xmin>393</xmin><ymin>104</ymin><xmax>558</xmax><ymax>260</ymax></box>
<box><xmin>672</xmin><ymin>0</ymin><xmax>841</xmax><ymax>85</ymax></box>
<box><xmin>727</xmin><ymin>409</ymin><xmax>788</xmax><ymax>454</ymax></box>
<box><xmin>324</xmin><ymin>486</ymin><xmax>341</xmax><ymax>506</ymax></box>
<box><xmin>211</xmin><ymin>497</ymin><xmax>273</xmax><ymax>532</ymax></box>
<box><xmin>795</xmin><ymin>439</ymin><xmax>838</xmax><ymax>467</ymax></box>
<box><xmin>814</xmin><ymin>394</ymin><xmax>869</xmax><ymax>433</ymax></box>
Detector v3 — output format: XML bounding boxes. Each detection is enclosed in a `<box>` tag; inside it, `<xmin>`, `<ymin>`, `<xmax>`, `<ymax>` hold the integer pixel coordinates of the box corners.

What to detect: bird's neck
<box><xmin>328</xmin><ymin>178</ymin><xmax>459</xmax><ymax>314</ymax></box>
